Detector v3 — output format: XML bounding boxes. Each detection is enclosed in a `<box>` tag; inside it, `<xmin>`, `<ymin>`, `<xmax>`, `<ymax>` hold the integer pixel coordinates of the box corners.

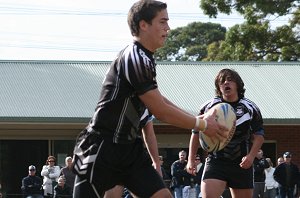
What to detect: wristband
<box><xmin>191</xmin><ymin>129</ymin><xmax>199</xmax><ymax>134</ymax></box>
<box><xmin>201</xmin><ymin>119</ymin><xmax>207</xmax><ymax>132</ymax></box>
<box><xmin>194</xmin><ymin>116</ymin><xmax>200</xmax><ymax>131</ymax></box>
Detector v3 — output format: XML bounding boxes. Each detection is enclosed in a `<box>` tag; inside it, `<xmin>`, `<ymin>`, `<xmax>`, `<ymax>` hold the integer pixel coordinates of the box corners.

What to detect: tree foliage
<box><xmin>155</xmin><ymin>1</ymin><xmax>300</xmax><ymax>61</ymax></box>
<box><xmin>206</xmin><ymin>21</ymin><xmax>300</xmax><ymax>61</ymax></box>
<box><xmin>202</xmin><ymin>0</ymin><xmax>300</xmax><ymax>61</ymax></box>
<box><xmin>155</xmin><ymin>22</ymin><xmax>226</xmax><ymax>61</ymax></box>
<box><xmin>200</xmin><ymin>0</ymin><xmax>297</xmax><ymax>19</ymax></box>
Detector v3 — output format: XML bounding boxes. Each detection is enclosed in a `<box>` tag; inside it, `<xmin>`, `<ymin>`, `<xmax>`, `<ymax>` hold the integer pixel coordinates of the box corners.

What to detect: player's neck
<box><xmin>133</xmin><ymin>36</ymin><xmax>156</xmax><ymax>53</ymax></box>
<box><xmin>223</xmin><ymin>95</ymin><xmax>238</xmax><ymax>103</ymax></box>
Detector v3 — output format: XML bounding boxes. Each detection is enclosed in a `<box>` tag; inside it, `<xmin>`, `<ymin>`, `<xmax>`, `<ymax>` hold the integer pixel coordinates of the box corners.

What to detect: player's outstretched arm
<box><xmin>187</xmin><ymin>133</ymin><xmax>200</xmax><ymax>175</ymax></box>
<box><xmin>139</xmin><ymin>88</ymin><xmax>227</xmax><ymax>134</ymax></box>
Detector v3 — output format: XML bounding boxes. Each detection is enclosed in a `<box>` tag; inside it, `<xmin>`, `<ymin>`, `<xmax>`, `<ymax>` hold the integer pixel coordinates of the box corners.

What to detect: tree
<box><xmin>155</xmin><ymin>22</ymin><xmax>226</xmax><ymax>61</ymax></box>
<box><xmin>201</xmin><ymin>0</ymin><xmax>300</xmax><ymax>61</ymax></box>
<box><xmin>200</xmin><ymin>0</ymin><xmax>297</xmax><ymax>19</ymax></box>
<box><xmin>206</xmin><ymin>21</ymin><xmax>300</xmax><ymax>61</ymax></box>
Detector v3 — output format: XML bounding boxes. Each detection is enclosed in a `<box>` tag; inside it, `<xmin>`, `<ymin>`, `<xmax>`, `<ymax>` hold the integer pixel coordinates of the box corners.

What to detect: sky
<box><xmin>0</xmin><ymin>0</ymin><xmax>289</xmax><ymax>61</ymax></box>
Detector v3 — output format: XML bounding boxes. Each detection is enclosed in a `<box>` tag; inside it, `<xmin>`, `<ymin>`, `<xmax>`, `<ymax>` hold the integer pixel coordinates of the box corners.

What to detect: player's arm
<box><xmin>162</xmin><ymin>96</ymin><xmax>192</xmax><ymax>116</ymax></box>
<box><xmin>139</xmin><ymin>88</ymin><xmax>227</xmax><ymax>136</ymax></box>
<box><xmin>240</xmin><ymin>134</ymin><xmax>264</xmax><ymax>169</ymax></box>
<box><xmin>249</xmin><ymin>134</ymin><xmax>264</xmax><ymax>161</ymax></box>
<box><xmin>141</xmin><ymin>120</ymin><xmax>162</xmax><ymax>176</ymax></box>
<box><xmin>187</xmin><ymin>132</ymin><xmax>200</xmax><ymax>175</ymax></box>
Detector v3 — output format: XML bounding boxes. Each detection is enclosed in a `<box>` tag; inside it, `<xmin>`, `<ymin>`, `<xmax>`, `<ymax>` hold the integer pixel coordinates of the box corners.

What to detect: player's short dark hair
<box><xmin>127</xmin><ymin>0</ymin><xmax>167</xmax><ymax>36</ymax></box>
<box><xmin>214</xmin><ymin>68</ymin><xmax>245</xmax><ymax>99</ymax></box>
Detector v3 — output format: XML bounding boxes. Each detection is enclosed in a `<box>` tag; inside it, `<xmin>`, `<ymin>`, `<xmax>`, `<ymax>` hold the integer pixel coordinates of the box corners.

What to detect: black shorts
<box><xmin>202</xmin><ymin>156</ymin><xmax>253</xmax><ymax>189</ymax></box>
<box><xmin>73</xmin><ymin>129</ymin><xmax>165</xmax><ymax>198</ymax></box>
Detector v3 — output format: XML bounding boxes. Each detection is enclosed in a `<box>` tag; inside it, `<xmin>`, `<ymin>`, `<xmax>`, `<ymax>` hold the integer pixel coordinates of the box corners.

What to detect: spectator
<box><xmin>60</xmin><ymin>156</ymin><xmax>75</xmax><ymax>193</ymax></box>
<box><xmin>253</xmin><ymin>149</ymin><xmax>270</xmax><ymax>198</ymax></box>
<box><xmin>273</xmin><ymin>152</ymin><xmax>300</xmax><ymax>198</ymax></box>
<box><xmin>159</xmin><ymin>155</ymin><xmax>170</xmax><ymax>181</ymax></box>
<box><xmin>21</xmin><ymin>165</ymin><xmax>43</xmax><ymax>198</ymax></box>
<box><xmin>194</xmin><ymin>155</ymin><xmax>204</xmax><ymax>198</ymax></box>
<box><xmin>53</xmin><ymin>176</ymin><xmax>72</xmax><ymax>198</ymax></box>
<box><xmin>182</xmin><ymin>165</ymin><xmax>197</xmax><ymax>198</ymax></box>
<box><xmin>41</xmin><ymin>156</ymin><xmax>60</xmax><ymax>198</ymax></box>
<box><xmin>264</xmin><ymin>158</ymin><xmax>278</xmax><ymax>198</ymax></box>
<box><xmin>170</xmin><ymin>150</ymin><xmax>188</xmax><ymax>198</ymax></box>
<box><xmin>275</xmin><ymin>156</ymin><xmax>284</xmax><ymax>197</ymax></box>
<box><xmin>277</xmin><ymin>157</ymin><xmax>284</xmax><ymax>166</ymax></box>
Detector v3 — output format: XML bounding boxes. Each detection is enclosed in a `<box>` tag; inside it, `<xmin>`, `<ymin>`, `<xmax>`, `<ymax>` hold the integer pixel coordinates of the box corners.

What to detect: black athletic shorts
<box><xmin>73</xmin><ymin>129</ymin><xmax>166</xmax><ymax>198</ymax></box>
<box><xmin>202</xmin><ymin>156</ymin><xmax>253</xmax><ymax>189</ymax></box>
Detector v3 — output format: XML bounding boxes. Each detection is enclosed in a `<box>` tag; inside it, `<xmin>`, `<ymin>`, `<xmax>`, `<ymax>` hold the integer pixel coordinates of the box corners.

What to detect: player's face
<box><xmin>144</xmin><ymin>9</ymin><xmax>170</xmax><ymax>51</ymax></box>
<box><xmin>218</xmin><ymin>76</ymin><xmax>238</xmax><ymax>102</ymax></box>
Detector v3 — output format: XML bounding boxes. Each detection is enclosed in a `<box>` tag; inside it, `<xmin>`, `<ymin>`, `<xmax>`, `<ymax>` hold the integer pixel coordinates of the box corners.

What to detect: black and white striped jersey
<box><xmin>87</xmin><ymin>41</ymin><xmax>157</xmax><ymax>144</ymax></box>
<box><xmin>199</xmin><ymin>97</ymin><xmax>264</xmax><ymax>161</ymax></box>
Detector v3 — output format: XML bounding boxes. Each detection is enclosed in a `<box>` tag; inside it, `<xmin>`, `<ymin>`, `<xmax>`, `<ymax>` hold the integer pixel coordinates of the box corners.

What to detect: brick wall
<box><xmin>155</xmin><ymin>124</ymin><xmax>300</xmax><ymax>166</ymax></box>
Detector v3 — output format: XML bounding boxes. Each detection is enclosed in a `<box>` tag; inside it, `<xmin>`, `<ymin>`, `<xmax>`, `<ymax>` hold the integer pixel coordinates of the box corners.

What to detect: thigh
<box><xmin>230</xmin><ymin>188</ymin><xmax>253</xmax><ymax>198</ymax></box>
<box><xmin>73</xmin><ymin>134</ymin><xmax>124</xmax><ymax>197</ymax></box>
<box><xmin>201</xmin><ymin>179</ymin><xmax>227</xmax><ymax>198</ymax></box>
<box><xmin>202</xmin><ymin>157</ymin><xmax>253</xmax><ymax>189</ymax></box>
<box><xmin>104</xmin><ymin>185</ymin><xmax>124</xmax><ymax>198</ymax></box>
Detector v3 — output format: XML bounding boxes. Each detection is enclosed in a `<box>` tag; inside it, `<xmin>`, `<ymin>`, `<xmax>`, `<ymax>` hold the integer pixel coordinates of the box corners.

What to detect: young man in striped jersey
<box><xmin>187</xmin><ymin>69</ymin><xmax>265</xmax><ymax>198</ymax></box>
<box><xmin>72</xmin><ymin>1</ymin><xmax>226</xmax><ymax>197</ymax></box>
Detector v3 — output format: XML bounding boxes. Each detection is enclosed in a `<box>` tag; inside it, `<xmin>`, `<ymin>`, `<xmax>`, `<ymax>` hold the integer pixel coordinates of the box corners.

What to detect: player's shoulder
<box><xmin>200</xmin><ymin>97</ymin><xmax>222</xmax><ymax>112</ymax></box>
<box><xmin>239</xmin><ymin>97</ymin><xmax>261</xmax><ymax>110</ymax></box>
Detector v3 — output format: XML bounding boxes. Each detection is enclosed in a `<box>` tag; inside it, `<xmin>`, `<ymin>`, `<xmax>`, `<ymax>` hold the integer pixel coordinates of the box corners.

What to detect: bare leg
<box><xmin>150</xmin><ymin>188</ymin><xmax>173</xmax><ymax>198</ymax></box>
<box><xmin>201</xmin><ymin>179</ymin><xmax>227</xmax><ymax>198</ymax></box>
<box><xmin>230</xmin><ymin>188</ymin><xmax>253</xmax><ymax>198</ymax></box>
<box><xmin>104</xmin><ymin>185</ymin><xmax>124</xmax><ymax>198</ymax></box>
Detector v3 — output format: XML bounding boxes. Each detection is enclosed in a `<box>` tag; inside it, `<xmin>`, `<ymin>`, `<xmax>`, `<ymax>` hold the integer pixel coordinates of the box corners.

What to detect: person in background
<box><xmin>170</xmin><ymin>150</ymin><xmax>188</xmax><ymax>198</ymax></box>
<box><xmin>273</xmin><ymin>152</ymin><xmax>300</xmax><ymax>198</ymax></box>
<box><xmin>60</xmin><ymin>156</ymin><xmax>75</xmax><ymax>193</ymax></box>
<box><xmin>159</xmin><ymin>155</ymin><xmax>170</xmax><ymax>181</ymax></box>
<box><xmin>21</xmin><ymin>165</ymin><xmax>43</xmax><ymax>198</ymax></box>
<box><xmin>187</xmin><ymin>68</ymin><xmax>265</xmax><ymax>198</ymax></box>
<box><xmin>72</xmin><ymin>0</ymin><xmax>226</xmax><ymax>197</ymax></box>
<box><xmin>275</xmin><ymin>156</ymin><xmax>284</xmax><ymax>198</ymax></box>
<box><xmin>41</xmin><ymin>156</ymin><xmax>60</xmax><ymax>198</ymax></box>
<box><xmin>277</xmin><ymin>157</ymin><xmax>284</xmax><ymax>166</ymax></box>
<box><xmin>264</xmin><ymin>158</ymin><xmax>278</xmax><ymax>198</ymax></box>
<box><xmin>194</xmin><ymin>155</ymin><xmax>204</xmax><ymax>198</ymax></box>
<box><xmin>53</xmin><ymin>176</ymin><xmax>72</xmax><ymax>198</ymax></box>
<box><xmin>253</xmin><ymin>149</ymin><xmax>270</xmax><ymax>198</ymax></box>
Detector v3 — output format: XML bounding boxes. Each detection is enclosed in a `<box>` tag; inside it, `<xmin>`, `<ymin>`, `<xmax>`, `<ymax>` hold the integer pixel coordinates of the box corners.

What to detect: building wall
<box><xmin>264</xmin><ymin>125</ymin><xmax>300</xmax><ymax>164</ymax></box>
<box><xmin>0</xmin><ymin>122</ymin><xmax>299</xmax><ymax>164</ymax></box>
<box><xmin>154</xmin><ymin>124</ymin><xmax>300</xmax><ymax>166</ymax></box>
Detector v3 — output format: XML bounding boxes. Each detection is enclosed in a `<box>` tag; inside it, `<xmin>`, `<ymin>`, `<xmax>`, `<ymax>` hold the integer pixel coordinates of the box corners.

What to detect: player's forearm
<box><xmin>139</xmin><ymin>89</ymin><xmax>205</xmax><ymax>131</ymax></box>
<box><xmin>163</xmin><ymin>96</ymin><xmax>192</xmax><ymax>116</ymax></box>
<box><xmin>249</xmin><ymin>135</ymin><xmax>264</xmax><ymax>159</ymax></box>
<box><xmin>188</xmin><ymin>133</ymin><xmax>200</xmax><ymax>161</ymax></box>
<box><xmin>142</xmin><ymin>122</ymin><xmax>160</xmax><ymax>165</ymax></box>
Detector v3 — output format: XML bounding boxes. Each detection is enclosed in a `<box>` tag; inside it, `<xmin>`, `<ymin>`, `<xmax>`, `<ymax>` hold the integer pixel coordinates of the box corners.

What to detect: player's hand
<box><xmin>152</xmin><ymin>162</ymin><xmax>162</xmax><ymax>177</ymax></box>
<box><xmin>202</xmin><ymin>109</ymin><xmax>228</xmax><ymax>139</ymax></box>
<box><xmin>239</xmin><ymin>154</ymin><xmax>254</xmax><ymax>169</ymax></box>
<box><xmin>186</xmin><ymin>159</ymin><xmax>196</xmax><ymax>176</ymax></box>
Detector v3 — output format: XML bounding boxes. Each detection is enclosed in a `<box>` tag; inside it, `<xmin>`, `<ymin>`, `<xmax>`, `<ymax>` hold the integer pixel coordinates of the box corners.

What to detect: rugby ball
<box><xmin>199</xmin><ymin>103</ymin><xmax>236</xmax><ymax>152</ymax></box>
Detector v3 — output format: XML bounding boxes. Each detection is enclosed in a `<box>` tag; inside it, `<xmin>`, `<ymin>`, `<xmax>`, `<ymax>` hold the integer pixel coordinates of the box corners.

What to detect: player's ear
<box><xmin>139</xmin><ymin>20</ymin><xmax>148</xmax><ymax>31</ymax></box>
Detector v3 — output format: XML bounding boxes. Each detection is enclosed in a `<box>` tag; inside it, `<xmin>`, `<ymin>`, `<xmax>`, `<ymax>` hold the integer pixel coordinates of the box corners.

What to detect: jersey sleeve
<box><xmin>250</xmin><ymin>103</ymin><xmax>264</xmax><ymax>136</ymax></box>
<box><xmin>122</xmin><ymin>46</ymin><xmax>157</xmax><ymax>95</ymax></box>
